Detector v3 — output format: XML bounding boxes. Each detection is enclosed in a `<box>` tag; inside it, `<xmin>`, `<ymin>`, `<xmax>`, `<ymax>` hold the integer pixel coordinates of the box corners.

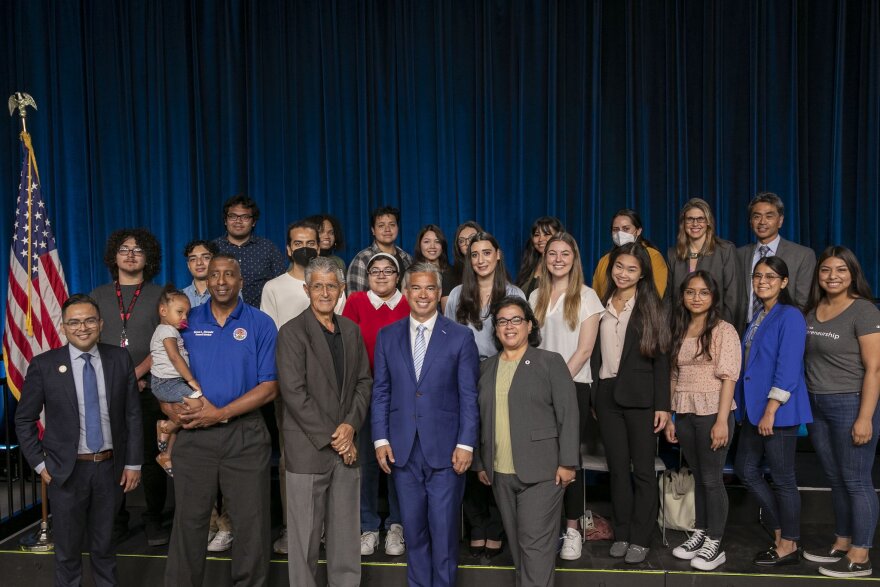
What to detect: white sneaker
<box><xmin>207</xmin><ymin>529</ymin><xmax>217</xmax><ymax>543</ymax></box>
<box><xmin>691</xmin><ymin>537</ymin><xmax>726</xmax><ymax>571</ymax></box>
<box><xmin>207</xmin><ymin>530</ymin><xmax>233</xmax><ymax>552</ymax></box>
<box><xmin>672</xmin><ymin>529</ymin><xmax>706</xmax><ymax>560</ymax></box>
<box><xmin>385</xmin><ymin>524</ymin><xmax>406</xmax><ymax>556</ymax></box>
<box><xmin>273</xmin><ymin>527</ymin><xmax>288</xmax><ymax>554</ymax></box>
<box><xmin>360</xmin><ymin>530</ymin><xmax>379</xmax><ymax>556</ymax></box>
<box><xmin>559</xmin><ymin>528</ymin><xmax>583</xmax><ymax>561</ymax></box>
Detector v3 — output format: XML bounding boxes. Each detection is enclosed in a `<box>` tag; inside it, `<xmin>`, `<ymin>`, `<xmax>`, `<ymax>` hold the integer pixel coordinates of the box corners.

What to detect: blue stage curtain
<box><xmin>0</xmin><ymin>0</ymin><xmax>877</xmax><ymax>297</ymax></box>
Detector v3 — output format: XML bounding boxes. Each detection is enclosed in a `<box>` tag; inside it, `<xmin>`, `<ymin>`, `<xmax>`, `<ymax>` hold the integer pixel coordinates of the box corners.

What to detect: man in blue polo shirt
<box><xmin>163</xmin><ymin>253</ymin><xmax>279</xmax><ymax>587</ymax></box>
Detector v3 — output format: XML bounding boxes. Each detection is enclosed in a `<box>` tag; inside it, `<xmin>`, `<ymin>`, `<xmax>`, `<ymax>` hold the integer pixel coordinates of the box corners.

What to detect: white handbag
<box><xmin>658</xmin><ymin>467</ymin><xmax>696</xmax><ymax>531</ymax></box>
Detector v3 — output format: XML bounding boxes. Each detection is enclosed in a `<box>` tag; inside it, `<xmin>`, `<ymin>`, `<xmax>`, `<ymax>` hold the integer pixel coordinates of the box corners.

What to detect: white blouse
<box><xmin>530</xmin><ymin>285</ymin><xmax>604</xmax><ymax>383</ymax></box>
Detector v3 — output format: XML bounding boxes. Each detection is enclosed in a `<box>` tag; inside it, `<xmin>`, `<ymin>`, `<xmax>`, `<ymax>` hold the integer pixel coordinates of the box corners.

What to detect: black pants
<box><xmin>116</xmin><ymin>391</ymin><xmax>168</xmax><ymax>531</ymax></box>
<box><xmin>563</xmin><ymin>382</ymin><xmax>591</xmax><ymax>521</ymax></box>
<box><xmin>595</xmin><ymin>378</ymin><xmax>658</xmax><ymax>547</ymax></box>
<box><xmin>463</xmin><ymin>471</ymin><xmax>504</xmax><ymax>541</ymax></box>
<box><xmin>50</xmin><ymin>459</ymin><xmax>120</xmax><ymax>587</ymax></box>
<box><xmin>675</xmin><ymin>412</ymin><xmax>733</xmax><ymax>539</ymax></box>
<box><xmin>165</xmin><ymin>412</ymin><xmax>271</xmax><ymax>586</ymax></box>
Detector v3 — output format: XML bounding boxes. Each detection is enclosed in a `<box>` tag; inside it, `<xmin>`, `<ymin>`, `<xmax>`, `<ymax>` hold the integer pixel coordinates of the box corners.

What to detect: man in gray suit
<box><xmin>736</xmin><ymin>192</ymin><xmax>816</xmax><ymax>330</ymax></box>
<box><xmin>277</xmin><ymin>256</ymin><xmax>373</xmax><ymax>587</ymax></box>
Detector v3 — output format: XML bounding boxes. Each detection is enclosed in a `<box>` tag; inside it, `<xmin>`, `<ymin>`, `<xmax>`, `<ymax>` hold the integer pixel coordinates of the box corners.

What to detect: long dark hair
<box><xmin>670</xmin><ymin>271</ymin><xmax>722</xmax><ymax>375</ymax></box>
<box><xmin>451</xmin><ymin>221</ymin><xmax>484</xmax><ymax>279</ymax></box>
<box><xmin>413</xmin><ymin>224</ymin><xmax>450</xmax><ymax>271</ymax></box>
<box><xmin>515</xmin><ymin>216</ymin><xmax>565</xmax><ymax>289</ymax></box>
<box><xmin>753</xmin><ymin>256</ymin><xmax>797</xmax><ymax>309</ymax></box>
<box><xmin>804</xmin><ymin>246</ymin><xmax>874</xmax><ymax>314</ymax></box>
<box><xmin>456</xmin><ymin>232</ymin><xmax>510</xmax><ymax>331</ymax></box>
<box><xmin>603</xmin><ymin>243</ymin><xmax>669</xmax><ymax>357</ymax></box>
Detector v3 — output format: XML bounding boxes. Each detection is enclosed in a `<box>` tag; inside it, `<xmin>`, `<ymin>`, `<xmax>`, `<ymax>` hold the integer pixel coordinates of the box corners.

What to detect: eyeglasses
<box><xmin>64</xmin><ymin>317</ymin><xmax>100</xmax><ymax>330</ymax></box>
<box><xmin>117</xmin><ymin>246</ymin><xmax>144</xmax><ymax>256</ymax></box>
<box><xmin>683</xmin><ymin>289</ymin><xmax>712</xmax><ymax>299</ymax></box>
<box><xmin>368</xmin><ymin>268</ymin><xmax>398</xmax><ymax>277</ymax></box>
<box><xmin>495</xmin><ymin>316</ymin><xmax>526</xmax><ymax>327</ymax></box>
<box><xmin>751</xmin><ymin>272</ymin><xmax>782</xmax><ymax>282</ymax></box>
<box><xmin>308</xmin><ymin>283</ymin><xmax>341</xmax><ymax>293</ymax></box>
<box><xmin>684</xmin><ymin>216</ymin><xmax>707</xmax><ymax>225</ymax></box>
<box><xmin>457</xmin><ymin>236</ymin><xmax>475</xmax><ymax>245</ymax></box>
<box><xmin>226</xmin><ymin>213</ymin><xmax>254</xmax><ymax>222</ymax></box>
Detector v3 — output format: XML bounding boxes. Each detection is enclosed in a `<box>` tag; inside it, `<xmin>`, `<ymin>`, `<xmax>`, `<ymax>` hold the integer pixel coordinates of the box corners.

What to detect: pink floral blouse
<box><xmin>671</xmin><ymin>320</ymin><xmax>741</xmax><ymax>415</ymax></box>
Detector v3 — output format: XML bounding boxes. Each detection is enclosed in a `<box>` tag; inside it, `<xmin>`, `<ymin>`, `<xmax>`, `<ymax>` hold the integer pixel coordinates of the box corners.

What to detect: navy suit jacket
<box><xmin>14</xmin><ymin>343</ymin><xmax>142</xmax><ymax>487</ymax></box>
<box><xmin>734</xmin><ymin>304</ymin><xmax>812</xmax><ymax>427</ymax></box>
<box><xmin>371</xmin><ymin>313</ymin><xmax>480</xmax><ymax>469</ymax></box>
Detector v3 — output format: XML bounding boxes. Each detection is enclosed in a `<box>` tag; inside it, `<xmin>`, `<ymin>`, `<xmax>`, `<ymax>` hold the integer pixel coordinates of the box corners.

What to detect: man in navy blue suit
<box><xmin>372</xmin><ymin>262</ymin><xmax>480</xmax><ymax>587</ymax></box>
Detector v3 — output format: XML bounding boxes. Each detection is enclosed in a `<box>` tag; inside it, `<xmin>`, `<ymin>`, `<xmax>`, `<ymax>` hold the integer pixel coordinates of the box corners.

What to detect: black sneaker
<box><xmin>803</xmin><ymin>547</ymin><xmax>847</xmax><ymax>563</ymax></box>
<box><xmin>672</xmin><ymin>529</ymin><xmax>705</xmax><ymax>561</ymax></box>
<box><xmin>819</xmin><ymin>557</ymin><xmax>872</xmax><ymax>578</ymax></box>
<box><xmin>691</xmin><ymin>537</ymin><xmax>726</xmax><ymax>571</ymax></box>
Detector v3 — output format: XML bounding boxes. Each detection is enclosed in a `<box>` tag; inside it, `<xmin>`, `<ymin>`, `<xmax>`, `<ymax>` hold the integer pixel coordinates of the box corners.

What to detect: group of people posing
<box><xmin>13</xmin><ymin>191</ymin><xmax>880</xmax><ymax>587</ymax></box>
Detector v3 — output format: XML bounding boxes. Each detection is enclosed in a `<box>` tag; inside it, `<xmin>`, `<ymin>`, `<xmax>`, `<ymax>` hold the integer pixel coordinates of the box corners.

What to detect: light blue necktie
<box><xmin>413</xmin><ymin>324</ymin><xmax>426</xmax><ymax>380</ymax></box>
<box><xmin>751</xmin><ymin>245</ymin><xmax>771</xmax><ymax>321</ymax></box>
<box><xmin>81</xmin><ymin>353</ymin><xmax>104</xmax><ymax>453</ymax></box>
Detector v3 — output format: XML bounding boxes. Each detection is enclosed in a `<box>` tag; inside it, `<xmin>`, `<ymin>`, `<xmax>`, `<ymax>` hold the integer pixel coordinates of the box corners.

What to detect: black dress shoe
<box><xmin>144</xmin><ymin>521</ymin><xmax>171</xmax><ymax>547</ymax></box>
<box><xmin>754</xmin><ymin>547</ymin><xmax>800</xmax><ymax>566</ymax></box>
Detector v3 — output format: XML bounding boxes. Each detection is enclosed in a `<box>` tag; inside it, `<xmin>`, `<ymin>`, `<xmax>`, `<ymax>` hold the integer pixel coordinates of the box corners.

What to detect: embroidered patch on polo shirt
<box><xmin>233</xmin><ymin>328</ymin><xmax>248</xmax><ymax>341</ymax></box>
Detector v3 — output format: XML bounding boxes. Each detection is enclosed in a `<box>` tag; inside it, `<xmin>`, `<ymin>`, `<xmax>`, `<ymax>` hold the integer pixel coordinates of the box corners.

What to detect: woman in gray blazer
<box><xmin>472</xmin><ymin>296</ymin><xmax>579</xmax><ymax>587</ymax></box>
<box><xmin>667</xmin><ymin>198</ymin><xmax>741</xmax><ymax>325</ymax></box>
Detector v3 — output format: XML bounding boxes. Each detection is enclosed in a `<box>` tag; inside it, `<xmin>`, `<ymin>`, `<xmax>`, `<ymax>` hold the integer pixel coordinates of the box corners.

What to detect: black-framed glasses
<box><xmin>368</xmin><ymin>268</ymin><xmax>398</xmax><ymax>277</ymax></box>
<box><xmin>117</xmin><ymin>246</ymin><xmax>144</xmax><ymax>256</ymax></box>
<box><xmin>495</xmin><ymin>316</ymin><xmax>526</xmax><ymax>327</ymax></box>
<box><xmin>64</xmin><ymin>317</ymin><xmax>100</xmax><ymax>330</ymax></box>
<box><xmin>226</xmin><ymin>213</ymin><xmax>254</xmax><ymax>222</ymax></box>
<box><xmin>684</xmin><ymin>216</ymin><xmax>707</xmax><ymax>225</ymax></box>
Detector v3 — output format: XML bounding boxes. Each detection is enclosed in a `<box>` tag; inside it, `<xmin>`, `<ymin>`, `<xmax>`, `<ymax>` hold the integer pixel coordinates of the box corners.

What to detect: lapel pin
<box><xmin>524</xmin><ymin>360</ymin><xmax>530</xmax><ymax>365</ymax></box>
<box><xmin>58</xmin><ymin>365</ymin><xmax>68</xmax><ymax>373</ymax></box>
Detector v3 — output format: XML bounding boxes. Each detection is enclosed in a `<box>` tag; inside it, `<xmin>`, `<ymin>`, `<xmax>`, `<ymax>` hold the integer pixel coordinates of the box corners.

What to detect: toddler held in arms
<box><xmin>150</xmin><ymin>286</ymin><xmax>203</xmax><ymax>477</ymax></box>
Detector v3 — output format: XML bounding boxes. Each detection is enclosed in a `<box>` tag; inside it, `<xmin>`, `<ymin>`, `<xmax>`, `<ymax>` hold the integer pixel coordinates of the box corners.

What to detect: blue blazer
<box><xmin>734</xmin><ymin>304</ymin><xmax>812</xmax><ymax>427</ymax></box>
<box><xmin>371</xmin><ymin>313</ymin><xmax>480</xmax><ymax>469</ymax></box>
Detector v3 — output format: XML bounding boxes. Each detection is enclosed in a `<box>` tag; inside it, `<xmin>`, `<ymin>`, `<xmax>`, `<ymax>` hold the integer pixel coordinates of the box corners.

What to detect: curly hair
<box><xmin>103</xmin><ymin>228</ymin><xmax>162</xmax><ymax>281</ymax></box>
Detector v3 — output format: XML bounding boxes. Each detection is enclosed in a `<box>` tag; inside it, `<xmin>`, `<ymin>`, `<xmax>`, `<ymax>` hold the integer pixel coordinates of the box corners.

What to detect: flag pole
<box><xmin>8</xmin><ymin>92</ymin><xmax>53</xmax><ymax>553</ymax></box>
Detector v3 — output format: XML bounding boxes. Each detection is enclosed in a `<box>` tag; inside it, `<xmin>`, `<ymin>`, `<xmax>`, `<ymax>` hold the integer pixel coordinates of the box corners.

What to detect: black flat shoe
<box><xmin>754</xmin><ymin>547</ymin><xmax>800</xmax><ymax>566</ymax></box>
<box><xmin>484</xmin><ymin>544</ymin><xmax>503</xmax><ymax>558</ymax></box>
<box><xmin>469</xmin><ymin>544</ymin><xmax>485</xmax><ymax>557</ymax></box>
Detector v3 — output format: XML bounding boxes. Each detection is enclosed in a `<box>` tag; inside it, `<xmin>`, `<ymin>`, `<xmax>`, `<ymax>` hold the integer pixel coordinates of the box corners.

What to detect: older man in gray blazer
<box><xmin>736</xmin><ymin>192</ymin><xmax>816</xmax><ymax>331</ymax></box>
<box><xmin>277</xmin><ymin>256</ymin><xmax>373</xmax><ymax>587</ymax></box>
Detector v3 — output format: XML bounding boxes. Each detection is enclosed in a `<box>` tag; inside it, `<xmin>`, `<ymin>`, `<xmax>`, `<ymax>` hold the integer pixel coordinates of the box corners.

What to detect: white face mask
<box><xmin>612</xmin><ymin>231</ymin><xmax>637</xmax><ymax>247</ymax></box>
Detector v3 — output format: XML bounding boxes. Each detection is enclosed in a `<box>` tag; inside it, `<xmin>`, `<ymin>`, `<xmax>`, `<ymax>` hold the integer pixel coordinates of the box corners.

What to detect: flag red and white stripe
<box><xmin>2</xmin><ymin>130</ymin><xmax>68</xmax><ymax>402</ymax></box>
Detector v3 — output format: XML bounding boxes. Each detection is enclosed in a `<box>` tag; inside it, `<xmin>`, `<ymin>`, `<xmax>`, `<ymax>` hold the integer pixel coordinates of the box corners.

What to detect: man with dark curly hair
<box><xmin>90</xmin><ymin>228</ymin><xmax>170</xmax><ymax>546</ymax></box>
<box><xmin>213</xmin><ymin>194</ymin><xmax>287</xmax><ymax>307</ymax></box>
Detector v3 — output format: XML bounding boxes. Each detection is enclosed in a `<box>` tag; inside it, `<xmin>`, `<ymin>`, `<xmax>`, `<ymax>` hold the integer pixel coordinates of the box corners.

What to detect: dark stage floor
<box><xmin>1</xmin><ymin>487</ymin><xmax>877</xmax><ymax>586</ymax></box>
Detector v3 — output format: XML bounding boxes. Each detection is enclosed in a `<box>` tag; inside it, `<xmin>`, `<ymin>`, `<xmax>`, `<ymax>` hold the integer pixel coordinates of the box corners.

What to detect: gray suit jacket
<box><xmin>277</xmin><ymin>309</ymin><xmax>373</xmax><ymax>474</ymax></box>
<box><xmin>735</xmin><ymin>238</ymin><xmax>816</xmax><ymax>328</ymax></box>
<box><xmin>472</xmin><ymin>346</ymin><xmax>579</xmax><ymax>484</ymax></box>
<box><xmin>667</xmin><ymin>239</ymin><xmax>742</xmax><ymax>325</ymax></box>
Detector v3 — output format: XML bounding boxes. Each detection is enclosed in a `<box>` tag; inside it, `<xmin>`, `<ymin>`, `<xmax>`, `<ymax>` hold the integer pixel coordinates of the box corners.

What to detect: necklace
<box><xmin>687</xmin><ymin>251</ymin><xmax>700</xmax><ymax>259</ymax></box>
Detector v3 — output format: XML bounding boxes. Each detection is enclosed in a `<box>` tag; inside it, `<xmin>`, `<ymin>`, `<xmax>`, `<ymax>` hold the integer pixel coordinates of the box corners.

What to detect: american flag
<box><xmin>2</xmin><ymin>130</ymin><xmax>68</xmax><ymax>400</ymax></box>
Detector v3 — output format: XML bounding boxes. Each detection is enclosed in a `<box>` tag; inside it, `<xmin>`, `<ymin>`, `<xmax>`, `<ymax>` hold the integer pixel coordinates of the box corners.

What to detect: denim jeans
<box><xmin>676</xmin><ymin>413</ymin><xmax>733</xmax><ymax>539</ymax></box>
<box><xmin>734</xmin><ymin>420</ymin><xmax>801</xmax><ymax>541</ymax></box>
<box><xmin>359</xmin><ymin>411</ymin><xmax>401</xmax><ymax>532</ymax></box>
<box><xmin>808</xmin><ymin>392</ymin><xmax>880</xmax><ymax>548</ymax></box>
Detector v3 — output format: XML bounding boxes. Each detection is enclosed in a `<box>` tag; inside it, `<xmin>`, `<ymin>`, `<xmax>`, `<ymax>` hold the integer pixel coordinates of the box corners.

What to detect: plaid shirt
<box><xmin>346</xmin><ymin>242</ymin><xmax>413</xmax><ymax>293</ymax></box>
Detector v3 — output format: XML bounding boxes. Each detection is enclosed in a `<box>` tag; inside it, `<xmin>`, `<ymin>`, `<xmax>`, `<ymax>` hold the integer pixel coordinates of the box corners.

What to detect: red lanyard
<box><xmin>115</xmin><ymin>281</ymin><xmax>144</xmax><ymax>329</ymax></box>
